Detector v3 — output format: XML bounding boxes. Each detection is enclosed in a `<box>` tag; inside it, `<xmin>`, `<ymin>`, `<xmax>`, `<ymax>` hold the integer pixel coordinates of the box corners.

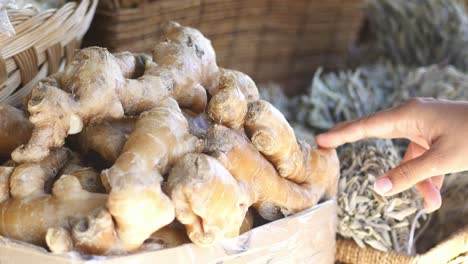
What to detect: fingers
<box><xmin>431</xmin><ymin>175</ymin><xmax>444</xmax><ymax>190</ymax></box>
<box><xmin>403</xmin><ymin>141</ymin><xmax>427</xmax><ymax>162</ymax></box>
<box><xmin>315</xmin><ymin>105</ymin><xmax>411</xmax><ymax>148</ymax></box>
<box><xmin>315</xmin><ymin>99</ymin><xmax>432</xmax><ymax>148</ymax></box>
<box><xmin>415</xmin><ymin>179</ymin><xmax>442</xmax><ymax>213</ymax></box>
<box><xmin>374</xmin><ymin>146</ymin><xmax>445</xmax><ymax>196</ymax></box>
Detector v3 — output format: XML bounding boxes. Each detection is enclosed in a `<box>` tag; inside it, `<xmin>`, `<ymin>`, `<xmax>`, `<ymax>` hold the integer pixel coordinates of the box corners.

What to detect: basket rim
<box><xmin>0</xmin><ymin>0</ymin><xmax>98</xmax><ymax>106</ymax></box>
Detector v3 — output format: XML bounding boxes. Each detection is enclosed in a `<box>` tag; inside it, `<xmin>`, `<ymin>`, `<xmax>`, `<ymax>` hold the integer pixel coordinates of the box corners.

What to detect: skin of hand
<box><xmin>315</xmin><ymin>98</ymin><xmax>468</xmax><ymax>213</ymax></box>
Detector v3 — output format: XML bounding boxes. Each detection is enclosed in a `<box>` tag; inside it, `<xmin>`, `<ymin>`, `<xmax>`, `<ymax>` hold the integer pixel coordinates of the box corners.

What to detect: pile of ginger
<box><xmin>0</xmin><ymin>22</ymin><xmax>339</xmax><ymax>256</ymax></box>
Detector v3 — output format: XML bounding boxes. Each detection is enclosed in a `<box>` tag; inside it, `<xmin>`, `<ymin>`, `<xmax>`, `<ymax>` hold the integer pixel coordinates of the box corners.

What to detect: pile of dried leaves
<box><xmin>337</xmin><ymin>139</ymin><xmax>425</xmax><ymax>254</ymax></box>
<box><xmin>357</xmin><ymin>0</ymin><xmax>468</xmax><ymax>70</ymax></box>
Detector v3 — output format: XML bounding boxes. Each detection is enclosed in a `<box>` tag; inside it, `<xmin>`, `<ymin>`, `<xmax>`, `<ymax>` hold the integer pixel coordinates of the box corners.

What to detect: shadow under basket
<box><xmin>0</xmin><ymin>0</ymin><xmax>98</xmax><ymax>107</ymax></box>
<box><xmin>84</xmin><ymin>0</ymin><xmax>365</xmax><ymax>95</ymax></box>
<box><xmin>335</xmin><ymin>225</ymin><xmax>468</xmax><ymax>264</ymax></box>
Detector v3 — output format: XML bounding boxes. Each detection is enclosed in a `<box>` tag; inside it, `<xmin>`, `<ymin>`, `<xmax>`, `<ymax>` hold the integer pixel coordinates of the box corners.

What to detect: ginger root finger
<box><xmin>0</xmin><ymin>175</ymin><xmax>107</xmax><ymax>246</ymax></box>
<box><xmin>177</xmin><ymin>84</ymin><xmax>207</xmax><ymax>114</ymax></box>
<box><xmin>10</xmin><ymin>148</ymin><xmax>71</xmax><ymax>199</ymax></box>
<box><xmin>167</xmin><ymin>153</ymin><xmax>249</xmax><ymax>246</ymax></box>
<box><xmin>208</xmin><ymin>73</ymin><xmax>248</xmax><ymax>130</ymax></box>
<box><xmin>298</xmin><ymin>141</ymin><xmax>340</xmax><ymax>199</ymax></box>
<box><xmin>205</xmin><ymin>125</ymin><xmax>339</xmax><ymax>221</ymax></box>
<box><xmin>152</xmin><ymin>21</ymin><xmax>219</xmax><ymax>100</ymax></box>
<box><xmin>244</xmin><ymin>100</ymin><xmax>304</xmax><ymax>183</ymax></box>
<box><xmin>209</xmin><ymin>69</ymin><xmax>259</xmax><ymax>102</ymax></box>
<box><xmin>102</xmin><ymin>98</ymin><xmax>202</xmax><ymax>251</ymax></box>
<box><xmin>71</xmin><ymin>207</ymin><xmax>119</xmax><ymax>255</ymax></box>
<box><xmin>0</xmin><ymin>104</ymin><xmax>32</xmax><ymax>157</ymax></box>
<box><xmin>46</xmin><ymin>227</ymin><xmax>73</xmax><ymax>254</ymax></box>
<box><xmin>78</xmin><ymin>117</ymin><xmax>136</xmax><ymax>162</ymax></box>
<box><xmin>12</xmin><ymin>83</ymin><xmax>81</xmax><ymax>163</ymax></box>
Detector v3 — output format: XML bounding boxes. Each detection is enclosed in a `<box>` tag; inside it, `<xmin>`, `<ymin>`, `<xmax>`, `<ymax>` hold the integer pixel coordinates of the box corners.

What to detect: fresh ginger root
<box><xmin>244</xmin><ymin>100</ymin><xmax>305</xmax><ymax>183</ymax></box>
<box><xmin>78</xmin><ymin>117</ymin><xmax>136</xmax><ymax>162</ymax></box>
<box><xmin>167</xmin><ymin>153</ymin><xmax>250</xmax><ymax>246</ymax></box>
<box><xmin>0</xmin><ymin>104</ymin><xmax>32</xmax><ymax>157</ymax></box>
<box><xmin>13</xmin><ymin>22</ymin><xmax>218</xmax><ymax>163</ymax></box>
<box><xmin>62</xmin><ymin>164</ymin><xmax>106</xmax><ymax>193</ymax></box>
<box><xmin>205</xmin><ymin>125</ymin><xmax>339</xmax><ymax>221</ymax></box>
<box><xmin>0</xmin><ymin>175</ymin><xmax>107</xmax><ymax>246</ymax></box>
<box><xmin>208</xmin><ymin>73</ymin><xmax>248</xmax><ymax>131</ymax></box>
<box><xmin>176</xmin><ymin>83</ymin><xmax>207</xmax><ymax>114</ymax></box>
<box><xmin>102</xmin><ymin>98</ymin><xmax>203</xmax><ymax>251</ymax></box>
<box><xmin>209</xmin><ymin>68</ymin><xmax>259</xmax><ymax>102</ymax></box>
<box><xmin>46</xmin><ymin>227</ymin><xmax>73</xmax><ymax>254</ymax></box>
<box><xmin>9</xmin><ymin>148</ymin><xmax>71</xmax><ymax>199</ymax></box>
<box><xmin>70</xmin><ymin>207</ymin><xmax>119</xmax><ymax>255</ymax></box>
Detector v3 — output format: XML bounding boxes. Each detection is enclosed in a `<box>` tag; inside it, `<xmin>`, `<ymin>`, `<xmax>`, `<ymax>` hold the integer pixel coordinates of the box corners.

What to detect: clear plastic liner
<box><xmin>0</xmin><ymin>200</ymin><xmax>337</xmax><ymax>264</ymax></box>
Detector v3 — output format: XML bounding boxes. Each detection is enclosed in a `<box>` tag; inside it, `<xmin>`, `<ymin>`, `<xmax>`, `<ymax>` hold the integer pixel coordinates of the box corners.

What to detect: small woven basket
<box><xmin>336</xmin><ymin>225</ymin><xmax>468</xmax><ymax>264</ymax></box>
<box><xmin>84</xmin><ymin>0</ymin><xmax>364</xmax><ymax>94</ymax></box>
<box><xmin>0</xmin><ymin>0</ymin><xmax>97</xmax><ymax>107</ymax></box>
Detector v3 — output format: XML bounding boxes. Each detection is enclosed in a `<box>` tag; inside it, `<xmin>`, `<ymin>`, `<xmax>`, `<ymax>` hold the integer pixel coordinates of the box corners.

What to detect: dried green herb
<box><xmin>291</xmin><ymin>63</ymin><xmax>409</xmax><ymax>130</ymax></box>
<box><xmin>358</xmin><ymin>0</ymin><xmax>468</xmax><ymax>70</ymax></box>
<box><xmin>336</xmin><ymin>139</ymin><xmax>426</xmax><ymax>253</ymax></box>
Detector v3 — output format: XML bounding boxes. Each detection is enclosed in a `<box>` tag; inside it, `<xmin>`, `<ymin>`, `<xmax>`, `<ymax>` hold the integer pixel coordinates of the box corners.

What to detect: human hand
<box><xmin>315</xmin><ymin>98</ymin><xmax>468</xmax><ymax>213</ymax></box>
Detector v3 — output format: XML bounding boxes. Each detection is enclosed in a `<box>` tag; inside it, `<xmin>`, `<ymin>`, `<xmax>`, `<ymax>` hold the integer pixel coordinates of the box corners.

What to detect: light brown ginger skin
<box><xmin>205</xmin><ymin>125</ymin><xmax>339</xmax><ymax>221</ymax></box>
<box><xmin>78</xmin><ymin>117</ymin><xmax>136</xmax><ymax>162</ymax></box>
<box><xmin>210</xmin><ymin>68</ymin><xmax>260</xmax><ymax>102</ymax></box>
<box><xmin>239</xmin><ymin>209</ymin><xmax>254</xmax><ymax>234</ymax></box>
<box><xmin>46</xmin><ymin>227</ymin><xmax>73</xmax><ymax>254</ymax></box>
<box><xmin>0</xmin><ymin>167</ymin><xmax>13</xmax><ymax>203</ymax></box>
<box><xmin>13</xmin><ymin>22</ymin><xmax>218</xmax><ymax>163</ymax></box>
<box><xmin>151</xmin><ymin>22</ymin><xmax>219</xmax><ymax>104</ymax></box>
<box><xmin>208</xmin><ymin>73</ymin><xmax>248</xmax><ymax>131</ymax></box>
<box><xmin>244</xmin><ymin>100</ymin><xmax>305</xmax><ymax>183</ymax></box>
<box><xmin>0</xmin><ymin>175</ymin><xmax>107</xmax><ymax>246</ymax></box>
<box><xmin>0</xmin><ymin>104</ymin><xmax>32</xmax><ymax>157</ymax></box>
<box><xmin>70</xmin><ymin>207</ymin><xmax>120</xmax><ymax>255</ymax></box>
<box><xmin>62</xmin><ymin>164</ymin><xmax>106</xmax><ymax>194</ymax></box>
<box><xmin>9</xmin><ymin>148</ymin><xmax>71</xmax><ymax>199</ymax></box>
<box><xmin>177</xmin><ymin>83</ymin><xmax>207</xmax><ymax>114</ymax></box>
<box><xmin>102</xmin><ymin>98</ymin><xmax>203</xmax><ymax>251</ymax></box>
<box><xmin>167</xmin><ymin>153</ymin><xmax>249</xmax><ymax>246</ymax></box>
<box><xmin>143</xmin><ymin>223</ymin><xmax>190</xmax><ymax>249</ymax></box>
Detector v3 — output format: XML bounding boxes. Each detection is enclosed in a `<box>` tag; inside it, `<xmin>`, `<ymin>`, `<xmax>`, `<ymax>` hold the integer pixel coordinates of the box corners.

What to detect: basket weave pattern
<box><xmin>85</xmin><ymin>0</ymin><xmax>364</xmax><ymax>94</ymax></box>
<box><xmin>336</xmin><ymin>225</ymin><xmax>468</xmax><ymax>264</ymax></box>
<box><xmin>0</xmin><ymin>0</ymin><xmax>98</xmax><ymax>106</ymax></box>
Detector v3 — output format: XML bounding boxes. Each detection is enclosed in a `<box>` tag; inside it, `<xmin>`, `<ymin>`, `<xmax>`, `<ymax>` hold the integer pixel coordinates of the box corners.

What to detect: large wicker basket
<box><xmin>336</xmin><ymin>225</ymin><xmax>468</xmax><ymax>264</ymax></box>
<box><xmin>84</xmin><ymin>0</ymin><xmax>364</xmax><ymax>94</ymax></box>
<box><xmin>0</xmin><ymin>0</ymin><xmax>97</xmax><ymax>107</ymax></box>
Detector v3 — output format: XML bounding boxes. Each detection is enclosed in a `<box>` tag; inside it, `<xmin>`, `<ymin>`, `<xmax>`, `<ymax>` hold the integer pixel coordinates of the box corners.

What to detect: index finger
<box><xmin>315</xmin><ymin>103</ymin><xmax>427</xmax><ymax>148</ymax></box>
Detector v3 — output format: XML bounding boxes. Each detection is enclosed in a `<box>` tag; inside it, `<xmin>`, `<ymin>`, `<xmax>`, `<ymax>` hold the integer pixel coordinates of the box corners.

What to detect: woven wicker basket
<box><xmin>336</xmin><ymin>225</ymin><xmax>468</xmax><ymax>264</ymax></box>
<box><xmin>84</xmin><ymin>0</ymin><xmax>364</xmax><ymax>94</ymax></box>
<box><xmin>0</xmin><ymin>0</ymin><xmax>97</xmax><ymax>107</ymax></box>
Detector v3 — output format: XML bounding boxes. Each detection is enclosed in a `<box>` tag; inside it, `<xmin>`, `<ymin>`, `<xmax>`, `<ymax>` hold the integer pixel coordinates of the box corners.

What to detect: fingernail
<box><xmin>374</xmin><ymin>176</ymin><xmax>393</xmax><ymax>194</ymax></box>
<box><xmin>424</xmin><ymin>201</ymin><xmax>436</xmax><ymax>214</ymax></box>
<box><xmin>424</xmin><ymin>195</ymin><xmax>442</xmax><ymax>214</ymax></box>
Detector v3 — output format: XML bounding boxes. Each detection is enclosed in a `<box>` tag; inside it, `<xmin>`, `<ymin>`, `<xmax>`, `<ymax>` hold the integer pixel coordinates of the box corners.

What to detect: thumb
<box><xmin>374</xmin><ymin>147</ymin><xmax>445</xmax><ymax>196</ymax></box>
